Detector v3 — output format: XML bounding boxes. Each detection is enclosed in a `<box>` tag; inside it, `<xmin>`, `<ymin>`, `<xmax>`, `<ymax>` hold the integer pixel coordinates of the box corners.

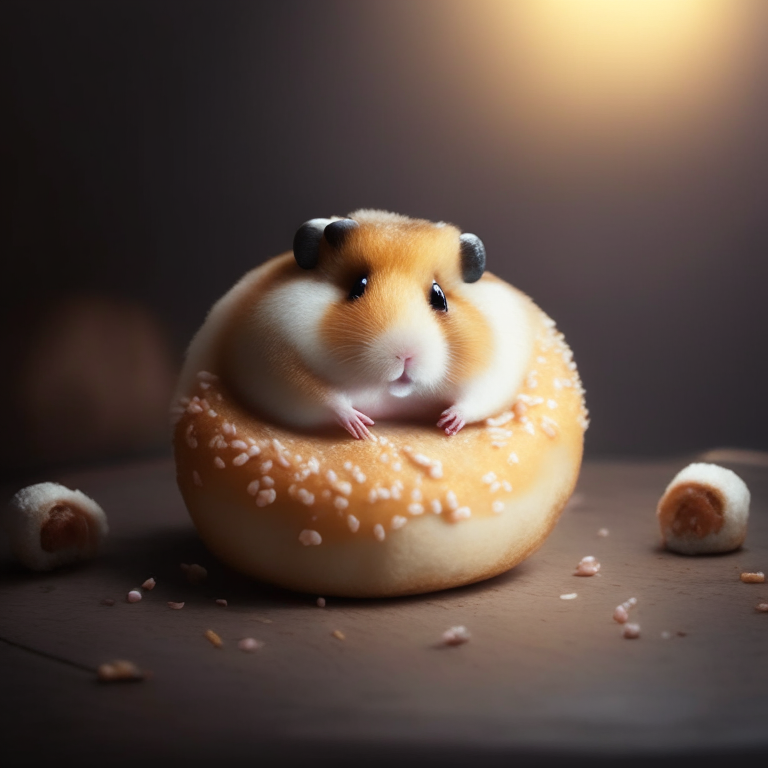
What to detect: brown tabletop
<box><xmin>2</xmin><ymin>453</ymin><xmax>767</xmax><ymax>767</ymax></box>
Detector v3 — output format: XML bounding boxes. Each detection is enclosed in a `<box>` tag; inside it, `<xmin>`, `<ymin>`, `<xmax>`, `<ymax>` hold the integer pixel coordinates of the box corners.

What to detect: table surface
<box><xmin>2</xmin><ymin>451</ymin><xmax>767</xmax><ymax>767</ymax></box>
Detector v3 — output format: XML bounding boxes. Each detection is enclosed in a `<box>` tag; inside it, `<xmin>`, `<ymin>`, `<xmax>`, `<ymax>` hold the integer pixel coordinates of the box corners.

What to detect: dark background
<box><xmin>2</xmin><ymin>0</ymin><xmax>767</xmax><ymax>475</ymax></box>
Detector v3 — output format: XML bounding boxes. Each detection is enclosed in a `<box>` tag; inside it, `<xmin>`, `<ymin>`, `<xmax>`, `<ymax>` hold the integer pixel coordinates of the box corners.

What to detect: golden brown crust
<box><xmin>173</xmin><ymin>300</ymin><xmax>586</xmax><ymax>597</ymax></box>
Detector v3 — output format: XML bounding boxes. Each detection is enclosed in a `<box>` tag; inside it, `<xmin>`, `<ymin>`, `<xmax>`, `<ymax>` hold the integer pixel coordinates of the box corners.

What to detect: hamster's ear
<box><xmin>459</xmin><ymin>233</ymin><xmax>486</xmax><ymax>283</ymax></box>
<box><xmin>323</xmin><ymin>218</ymin><xmax>359</xmax><ymax>249</ymax></box>
<box><xmin>293</xmin><ymin>218</ymin><xmax>332</xmax><ymax>270</ymax></box>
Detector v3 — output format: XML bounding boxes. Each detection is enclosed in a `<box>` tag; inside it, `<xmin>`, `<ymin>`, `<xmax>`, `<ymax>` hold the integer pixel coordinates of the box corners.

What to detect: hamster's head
<box><xmin>292</xmin><ymin>210</ymin><xmax>492</xmax><ymax>398</ymax></box>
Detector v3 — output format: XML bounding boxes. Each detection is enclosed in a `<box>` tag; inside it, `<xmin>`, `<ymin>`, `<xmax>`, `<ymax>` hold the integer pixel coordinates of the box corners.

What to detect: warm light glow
<box><xmin>513</xmin><ymin>0</ymin><xmax>738</xmax><ymax>110</ymax></box>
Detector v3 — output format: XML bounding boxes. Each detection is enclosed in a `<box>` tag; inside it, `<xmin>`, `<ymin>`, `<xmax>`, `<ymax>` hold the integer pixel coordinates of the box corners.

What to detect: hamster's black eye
<box><xmin>430</xmin><ymin>281</ymin><xmax>448</xmax><ymax>312</ymax></box>
<box><xmin>348</xmin><ymin>275</ymin><xmax>368</xmax><ymax>301</ymax></box>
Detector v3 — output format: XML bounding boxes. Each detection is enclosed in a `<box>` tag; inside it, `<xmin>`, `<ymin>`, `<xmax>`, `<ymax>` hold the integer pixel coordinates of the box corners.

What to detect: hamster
<box><xmin>177</xmin><ymin>210</ymin><xmax>532</xmax><ymax>439</ymax></box>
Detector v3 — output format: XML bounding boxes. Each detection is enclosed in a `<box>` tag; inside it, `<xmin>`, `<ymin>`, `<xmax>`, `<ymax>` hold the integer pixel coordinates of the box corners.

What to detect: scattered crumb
<box><xmin>332</xmin><ymin>629</ymin><xmax>346</xmax><ymax>641</ymax></box>
<box><xmin>216</xmin><ymin>599</ymin><xmax>228</xmax><ymax>607</ymax></box>
<box><xmin>317</xmin><ymin>597</ymin><xmax>326</xmax><ymax>608</ymax></box>
<box><xmin>126</xmin><ymin>590</ymin><xmax>142</xmax><ymax>603</ymax></box>
<box><xmin>574</xmin><ymin>555</ymin><xmax>601</xmax><ymax>576</ymax></box>
<box><xmin>97</xmin><ymin>660</ymin><xmax>147</xmax><ymax>683</ymax></box>
<box><xmin>560</xmin><ymin>593</ymin><xmax>578</xmax><ymax>600</ymax></box>
<box><xmin>238</xmin><ymin>638</ymin><xmax>264</xmax><ymax>652</ymax></box>
<box><xmin>622</xmin><ymin>623</ymin><xmax>641</xmax><ymax>639</ymax></box>
<box><xmin>442</xmin><ymin>626</ymin><xmax>471</xmax><ymax>646</ymax></box>
<box><xmin>756</xmin><ymin>603</ymin><xmax>768</xmax><ymax>613</ymax></box>
<box><xmin>204</xmin><ymin>629</ymin><xmax>223</xmax><ymax>648</ymax></box>
<box><xmin>597</xmin><ymin>528</ymin><xmax>609</xmax><ymax>538</ymax></box>
<box><xmin>100</xmin><ymin>598</ymin><xmax>115</xmax><ymax>607</ymax></box>
<box><xmin>613</xmin><ymin>597</ymin><xmax>637</xmax><ymax>624</ymax></box>
<box><xmin>181</xmin><ymin>563</ymin><xmax>208</xmax><ymax>585</ymax></box>
<box><xmin>740</xmin><ymin>572</ymin><xmax>765</xmax><ymax>583</ymax></box>
<box><xmin>167</xmin><ymin>601</ymin><xmax>185</xmax><ymax>610</ymax></box>
<box><xmin>141</xmin><ymin>578</ymin><xmax>156</xmax><ymax>591</ymax></box>
<box><xmin>677</xmin><ymin>631</ymin><xmax>687</xmax><ymax>637</ymax></box>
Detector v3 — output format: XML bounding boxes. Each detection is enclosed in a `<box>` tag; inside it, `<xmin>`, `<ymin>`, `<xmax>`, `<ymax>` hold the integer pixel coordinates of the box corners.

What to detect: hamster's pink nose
<box><xmin>397</xmin><ymin>354</ymin><xmax>414</xmax><ymax>370</ymax></box>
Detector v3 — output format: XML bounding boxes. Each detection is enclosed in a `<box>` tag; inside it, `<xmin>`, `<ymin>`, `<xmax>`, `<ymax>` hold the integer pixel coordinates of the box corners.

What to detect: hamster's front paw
<box><xmin>335</xmin><ymin>405</ymin><xmax>375</xmax><ymax>440</ymax></box>
<box><xmin>437</xmin><ymin>406</ymin><xmax>466</xmax><ymax>436</ymax></box>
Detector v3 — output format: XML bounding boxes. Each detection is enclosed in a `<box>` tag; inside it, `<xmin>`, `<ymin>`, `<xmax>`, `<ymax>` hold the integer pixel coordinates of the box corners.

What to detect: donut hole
<box><xmin>663</xmin><ymin>484</ymin><xmax>725</xmax><ymax>539</ymax></box>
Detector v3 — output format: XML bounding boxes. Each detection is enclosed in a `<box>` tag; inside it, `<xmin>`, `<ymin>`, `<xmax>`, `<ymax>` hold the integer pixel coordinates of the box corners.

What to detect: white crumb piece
<box><xmin>451</xmin><ymin>506</ymin><xmax>471</xmax><ymax>521</ymax></box>
<box><xmin>379</xmin><ymin>453</ymin><xmax>389</xmax><ymax>463</ymax></box>
<box><xmin>277</xmin><ymin>454</ymin><xmax>291</xmax><ymax>468</ymax></box>
<box><xmin>333</xmin><ymin>496</ymin><xmax>349</xmax><ymax>510</ymax></box>
<box><xmin>523</xmin><ymin>420</ymin><xmax>535</xmax><ymax>436</ymax></box>
<box><xmin>187</xmin><ymin>403</ymin><xmax>203</xmax><ymax>414</ymax></box>
<box><xmin>613</xmin><ymin>605</ymin><xmax>629</xmax><ymax>624</ymax></box>
<box><xmin>260</xmin><ymin>460</ymin><xmax>273</xmax><ymax>474</ymax></box>
<box><xmin>297</xmin><ymin>489</ymin><xmax>315</xmax><ymax>506</ymax></box>
<box><xmin>547</xmin><ymin>399</ymin><xmax>558</xmax><ymax>409</ymax></box>
<box><xmin>657</xmin><ymin>463</ymin><xmax>750</xmax><ymax>555</ymax></box>
<box><xmin>186</xmin><ymin>434</ymin><xmax>198</xmax><ymax>449</ymax></box>
<box><xmin>336</xmin><ymin>481</ymin><xmax>352</xmax><ymax>496</ymax></box>
<box><xmin>508</xmin><ymin>452</ymin><xmax>519</xmax><ymax>464</ymax></box>
<box><xmin>214</xmin><ymin>457</ymin><xmax>225</xmax><ymax>469</ymax></box>
<box><xmin>181</xmin><ymin>563</ymin><xmax>208</xmax><ymax>585</ymax></box>
<box><xmin>741</xmin><ymin>572</ymin><xmax>765</xmax><ymax>583</ymax></box>
<box><xmin>199</xmin><ymin>381</ymin><xmax>211</xmax><ymax>390</ymax></box>
<box><xmin>271</xmin><ymin>438</ymin><xmax>285</xmax><ymax>452</ymax></box>
<box><xmin>168</xmin><ymin>602</ymin><xmax>185</xmax><ymax>610</ymax></box>
<box><xmin>233</xmin><ymin>452</ymin><xmax>249</xmax><ymax>467</ymax></box>
<box><xmin>316</xmin><ymin>597</ymin><xmax>326</xmax><ymax>608</ymax></box>
<box><xmin>197</xmin><ymin>370</ymin><xmax>218</xmax><ymax>382</ymax></box>
<box><xmin>541</xmin><ymin>416</ymin><xmax>559</xmax><ymax>438</ymax></box>
<box><xmin>247</xmin><ymin>445</ymin><xmax>260</xmax><ymax>457</ymax></box>
<box><xmin>222</xmin><ymin>422</ymin><xmax>234</xmax><ymax>436</ymax></box>
<box><xmin>756</xmin><ymin>603</ymin><xmax>768</xmax><ymax>612</ymax></box>
<box><xmin>238</xmin><ymin>638</ymin><xmax>264</xmax><ymax>652</ymax></box>
<box><xmin>525</xmin><ymin>371</ymin><xmax>538</xmax><ymax>388</ymax></box>
<box><xmin>368</xmin><ymin>489</ymin><xmax>378</xmax><ymax>504</ymax></box>
<box><xmin>287</xmin><ymin>484</ymin><xmax>298</xmax><ymax>497</ymax></box>
<box><xmin>574</xmin><ymin>555</ymin><xmax>601</xmax><ymax>576</ymax></box>
<box><xmin>376</xmin><ymin>487</ymin><xmax>390</xmax><ymax>501</ymax></box>
<box><xmin>247</xmin><ymin>480</ymin><xmax>261</xmax><ymax>496</ymax></box>
<box><xmin>429</xmin><ymin>462</ymin><xmax>443</xmax><ymax>479</ymax></box>
<box><xmin>408</xmin><ymin>487</ymin><xmax>422</xmax><ymax>503</ymax></box>
<box><xmin>193</xmin><ymin>471</ymin><xmax>203</xmax><ymax>487</ymax></box>
<box><xmin>537</xmin><ymin>356</ymin><xmax>547</xmax><ymax>364</ymax></box>
<box><xmin>216</xmin><ymin>599</ymin><xmax>228</xmax><ymax>607</ymax></box>
<box><xmin>261</xmin><ymin>478</ymin><xmax>275</xmax><ymax>491</ymax></box>
<box><xmin>408</xmin><ymin>503</ymin><xmax>424</xmax><ymax>516</ymax></box>
<box><xmin>391</xmin><ymin>463</ymin><xmax>401</xmax><ymax>473</ymax></box>
<box><xmin>391</xmin><ymin>515</ymin><xmax>408</xmax><ymax>530</ymax></box>
<box><xmin>442</xmin><ymin>626</ymin><xmax>470</xmax><ymax>646</ymax></box>
<box><xmin>489</xmin><ymin>481</ymin><xmax>501</xmax><ymax>493</ymax></box>
<box><xmin>4</xmin><ymin>482</ymin><xmax>109</xmax><ymax>571</ymax></box>
<box><xmin>298</xmin><ymin>529</ymin><xmax>322</xmax><ymax>546</ymax></box>
<box><xmin>353</xmin><ymin>470</ymin><xmax>367</xmax><ymax>483</ymax></box>
<box><xmin>430</xmin><ymin>499</ymin><xmax>442</xmax><ymax>515</ymax></box>
<box><xmin>256</xmin><ymin>489</ymin><xmax>277</xmax><ymax>507</ymax></box>
<box><xmin>97</xmin><ymin>660</ymin><xmax>146</xmax><ymax>682</ymax></box>
<box><xmin>517</xmin><ymin>394</ymin><xmax>543</xmax><ymax>406</ymax></box>
<box><xmin>127</xmin><ymin>590</ymin><xmax>142</xmax><ymax>603</ymax></box>
<box><xmin>347</xmin><ymin>514</ymin><xmax>360</xmax><ymax>533</ymax></box>
<box><xmin>307</xmin><ymin>457</ymin><xmax>320</xmax><ymax>474</ymax></box>
<box><xmin>485</xmin><ymin>411</ymin><xmax>514</xmax><ymax>428</ymax></box>
<box><xmin>207</xmin><ymin>409</ymin><xmax>218</xmax><ymax>418</ymax></box>
<box><xmin>482</xmin><ymin>472</ymin><xmax>497</xmax><ymax>484</ymax></box>
<box><xmin>623</xmin><ymin>623</ymin><xmax>641</xmax><ymax>639</ymax></box>
<box><xmin>501</xmin><ymin>480</ymin><xmax>512</xmax><ymax>492</ymax></box>
<box><xmin>390</xmin><ymin>485</ymin><xmax>402</xmax><ymax>500</ymax></box>
<box><xmin>373</xmin><ymin>523</ymin><xmax>386</xmax><ymax>542</ymax></box>
<box><xmin>412</xmin><ymin>453</ymin><xmax>432</xmax><ymax>467</ymax></box>
<box><xmin>560</xmin><ymin>593</ymin><xmax>578</xmax><ymax>600</ymax></box>
<box><xmin>231</xmin><ymin>439</ymin><xmax>248</xmax><ymax>451</ymax></box>
<box><xmin>343</xmin><ymin>461</ymin><xmax>353</xmax><ymax>471</ymax></box>
<box><xmin>446</xmin><ymin>491</ymin><xmax>459</xmax><ymax>510</ymax></box>
<box><xmin>326</xmin><ymin>470</ymin><xmax>338</xmax><ymax>483</ymax></box>
<box><xmin>142</xmin><ymin>578</ymin><xmax>156</xmax><ymax>591</ymax></box>
<box><xmin>598</xmin><ymin>528</ymin><xmax>609</xmax><ymax>537</ymax></box>
<box><xmin>492</xmin><ymin>501</ymin><xmax>504</xmax><ymax>514</ymax></box>
<box><xmin>491</xmin><ymin>442</ymin><xmax>507</xmax><ymax>449</ymax></box>
<box><xmin>294</xmin><ymin>455</ymin><xmax>303</xmax><ymax>463</ymax></box>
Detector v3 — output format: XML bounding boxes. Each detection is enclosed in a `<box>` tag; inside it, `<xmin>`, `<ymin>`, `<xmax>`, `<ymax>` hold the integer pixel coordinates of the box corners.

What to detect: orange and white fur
<box><xmin>176</xmin><ymin>210</ymin><xmax>532</xmax><ymax>439</ymax></box>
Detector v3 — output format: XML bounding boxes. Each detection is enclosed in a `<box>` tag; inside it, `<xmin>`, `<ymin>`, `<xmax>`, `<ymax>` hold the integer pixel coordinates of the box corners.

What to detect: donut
<box><xmin>173</xmin><ymin>301</ymin><xmax>587</xmax><ymax>597</ymax></box>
